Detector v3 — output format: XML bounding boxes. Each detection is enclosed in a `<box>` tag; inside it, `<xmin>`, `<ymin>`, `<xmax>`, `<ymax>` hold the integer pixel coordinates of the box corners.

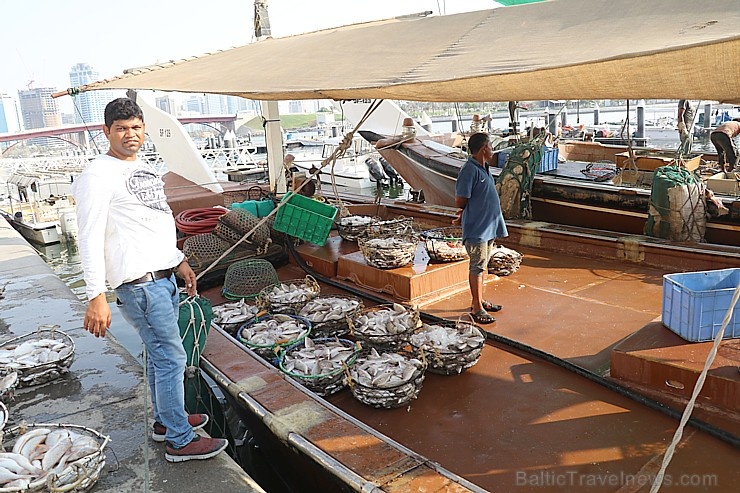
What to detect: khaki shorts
<box><xmin>464</xmin><ymin>239</ymin><xmax>495</xmax><ymax>276</ymax></box>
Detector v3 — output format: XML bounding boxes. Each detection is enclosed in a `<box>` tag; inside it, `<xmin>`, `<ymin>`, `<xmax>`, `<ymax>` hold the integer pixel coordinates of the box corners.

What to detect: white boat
<box><xmin>290</xmin><ymin>137</ymin><xmax>383</xmax><ymax>189</ymax></box>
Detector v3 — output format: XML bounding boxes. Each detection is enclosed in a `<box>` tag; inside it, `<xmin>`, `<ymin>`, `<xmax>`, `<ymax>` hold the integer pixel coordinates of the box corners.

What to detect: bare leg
<box><xmin>470</xmin><ymin>272</ymin><xmax>485</xmax><ymax>313</ymax></box>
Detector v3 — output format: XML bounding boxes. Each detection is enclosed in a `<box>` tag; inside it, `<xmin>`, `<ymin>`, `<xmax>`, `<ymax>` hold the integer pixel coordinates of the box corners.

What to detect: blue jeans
<box><xmin>115</xmin><ymin>274</ymin><xmax>194</xmax><ymax>448</ymax></box>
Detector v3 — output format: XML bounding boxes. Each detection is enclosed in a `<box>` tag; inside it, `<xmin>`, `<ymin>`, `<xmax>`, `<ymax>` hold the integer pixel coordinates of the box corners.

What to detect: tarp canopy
<box><xmin>72</xmin><ymin>0</ymin><xmax>740</xmax><ymax>104</ymax></box>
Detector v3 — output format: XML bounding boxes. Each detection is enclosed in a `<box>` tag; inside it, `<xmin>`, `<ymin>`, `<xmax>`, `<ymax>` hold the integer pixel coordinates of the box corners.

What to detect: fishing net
<box><xmin>222</xmin><ymin>259</ymin><xmax>279</xmax><ymax>301</ymax></box>
<box><xmin>182</xmin><ymin>233</ymin><xmax>235</xmax><ymax>273</ymax></box>
<box><xmin>178</xmin><ymin>294</ymin><xmax>213</xmax><ymax>379</ymax></box>
<box><xmin>496</xmin><ymin>141</ymin><xmax>544</xmax><ymax>220</ymax></box>
<box><xmin>645</xmin><ymin>165</ymin><xmax>706</xmax><ymax>242</ymax></box>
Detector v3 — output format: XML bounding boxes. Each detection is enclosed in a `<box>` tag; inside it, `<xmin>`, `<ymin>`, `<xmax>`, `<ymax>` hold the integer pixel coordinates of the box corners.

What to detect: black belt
<box><xmin>125</xmin><ymin>268</ymin><xmax>173</xmax><ymax>285</ymax></box>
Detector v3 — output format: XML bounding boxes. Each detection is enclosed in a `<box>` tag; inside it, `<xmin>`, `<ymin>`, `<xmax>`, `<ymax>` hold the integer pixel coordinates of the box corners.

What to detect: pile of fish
<box><xmin>337</xmin><ymin>215</ymin><xmax>375</xmax><ymax>241</ymax></box>
<box><xmin>261</xmin><ymin>280</ymin><xmax>319</xmax><ymax>312</ymax></box>
<box><xmin>0</xmin><ymin>335</ymin><xmax>74</xmax><ymax>387</ymax></box>
<box><xmin>0</xmin><ymin>426</ymin><xmax>103</xmax><ymax>489</ymax></box>
<box><xmin>410</xmin><ymin>323</ymin><xmax>486</xmax><ymax>375</ymax></box>
<box><xmin>349</xmin><ymin>348</ymin><xmax>425</xmax><ymax>408</ymax></box>
<box><xmin>238</xmin><ymin>314</ymin><xmax>310</xmax><ymax>356</ymax></box>
<box><xmin>212</xmin><ymin>299</ymin><xmax>259</xmax><ymax>334</ymax></box>
<box><xmin>488</xmin><ymin>244</ymin><xmax>523</xmax><ymax>276</ymax></box>
<box><xmin>280</xmin><ymin>337</ymin><xmax>357</xmax><ymax>396</ymax></box>
<box><xmin>352</xmin><ymin>304</ymin><xmax>418</xmax><ymax>351</ymax></box>
<box><xmin>422</xmin><ymin>227</ymin><xmax>468</xmax><ymax>262</ymax></box>
<box><xmin>298</xmin><ymin>296</ymin><xmax>362</xmax><ymax>336</ymax></box>
<box><xmin>359</xmin><ymin>237</ymin><xmax>417</xmax><ymax>269</ymax></box>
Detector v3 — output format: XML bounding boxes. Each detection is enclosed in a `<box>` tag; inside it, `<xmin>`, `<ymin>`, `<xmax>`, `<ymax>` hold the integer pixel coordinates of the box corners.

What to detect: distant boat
<box><xmin>2</xmin><ymin>210</ymin><xmax>60</xmax><ymax>245</ymax></box>
<box><xmin>290</xmin><ymin>136</ymin><xmax>382</xmax><ymax>189</ymax></box>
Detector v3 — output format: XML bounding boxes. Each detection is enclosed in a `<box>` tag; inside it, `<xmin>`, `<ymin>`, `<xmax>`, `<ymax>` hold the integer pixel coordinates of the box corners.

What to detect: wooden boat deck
<box><xmin>201</xmin><ymin>227</ymin><xmax>740</xmax><ymax>492</ymax></box>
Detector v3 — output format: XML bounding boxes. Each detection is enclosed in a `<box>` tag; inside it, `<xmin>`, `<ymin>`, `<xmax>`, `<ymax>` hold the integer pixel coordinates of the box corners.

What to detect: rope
<box><xmin>649</xmin><ymin>281</ymin><xmax>740</xmax><ymax>493</ymax></box>
<box><xmin>178</xmin><ymin>295</ymin><xmax>209</xmax><ymax>378</ymax></box>
<box><xmin>175</xmin><ymin>207</ymin><xmax>228</xmax><ymax>235</ymax></box>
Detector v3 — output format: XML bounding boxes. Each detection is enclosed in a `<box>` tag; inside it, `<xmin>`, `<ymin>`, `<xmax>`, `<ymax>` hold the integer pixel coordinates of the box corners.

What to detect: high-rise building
<box><xmin>0</xmin><ymin>93</ymin><xmax>22</xmax><ymax>133</ymax></box>
<box><xmin>155</xmin><ymin>95</ymin><xmax>178</xmax><ymax>116</ymax></box>
<box><xmin>18</xmin><ymin>87</ymin><xmax>62</xmax><ymax>130</ymax></box>
<box><xmin>203</xmin><ymin>94</ymin><xmax>227</xmax><ymax>115</ymax></box>
<box><xmin>68</xmin><ymin>63</ymin><xmax>115</xmax><ymax>123</ymax></box>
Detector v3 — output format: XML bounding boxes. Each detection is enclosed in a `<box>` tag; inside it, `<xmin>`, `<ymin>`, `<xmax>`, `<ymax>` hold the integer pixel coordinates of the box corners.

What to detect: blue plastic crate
<box><xmin>231</xmin><ymin>198</ymin><xmax>275</xmax><ymax>218</ymax></box>
<box><xmin>662</xmin><ymin>268</ymin><xmax>740</xmax><ymax>342</ymax></box>
<box><xmin>495</xmin><ymin>147</ymin><xmax>558</xmax><ymax>173</ymax></box>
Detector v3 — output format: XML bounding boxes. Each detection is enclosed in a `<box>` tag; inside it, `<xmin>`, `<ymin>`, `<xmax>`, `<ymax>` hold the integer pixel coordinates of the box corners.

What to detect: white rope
<box><xmin>649</xmin><ymin>280</ymin><xmax>740</xmax><ymax>493</ymax></box>
<box><xmin>178</xmin><ymin>295</ymin><xmax>209</xmax><ymax>378</ymax></box>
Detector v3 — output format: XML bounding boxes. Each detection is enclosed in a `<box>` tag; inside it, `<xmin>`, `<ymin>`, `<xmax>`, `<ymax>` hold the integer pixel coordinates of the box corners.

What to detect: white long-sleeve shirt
<box><xmin>71</xmin><ymin>155</ymin><xmax>184</xmax><ymax>300</ymax></box>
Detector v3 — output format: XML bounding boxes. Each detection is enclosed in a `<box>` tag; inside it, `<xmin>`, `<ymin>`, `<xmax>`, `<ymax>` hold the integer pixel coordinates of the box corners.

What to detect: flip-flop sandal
<box><xmin>469</xmin><ymin>301</ymin><xmax>503</xmax><ymax>312</ymax></box>
<box><xmin>470</xmin><ymin>310</ymin><xmax>496</xmax><ymax>324</ymax></box>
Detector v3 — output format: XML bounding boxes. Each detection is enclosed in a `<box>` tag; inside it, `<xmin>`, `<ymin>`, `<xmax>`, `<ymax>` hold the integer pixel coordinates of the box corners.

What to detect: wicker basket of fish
<box><xmin>0</xmin><ymin>328</ymin><xmax>75</xmax><ymax>388</ymax></box>
<box><xmin>365</xmin><ymin>217</ymin><xmax>414</xmax><ymax>238</ymax></box>
<box><xmin>349</xmin><ymin>303</ymin><xmax>420</xmax><ymax>351</ymax></box>
<box><xmin>257</xmin><ymin>276</ymin><xmax>320</xmax><ymax>314</ymax></box>
<box><xmin>347</xmin><ymin>347</ymin><xmax>426</xmax><ymax>409</ymax></box>
<box><xmin>212</xmin><ymin>299</ymin><xmax>260</xmax><ymax>336</ymax></box>
<box><xmin>278</xmin><ymin>337</ymin><xmax>360</xmax><ymax>397</ymax></box>
<box><xmin>358</xmin><ymin>235</ymin><xmax>418</xmax><ymax>270</ymax></box>
<box><xmin>0</xmin><ymin>400</ymin><xmax>7</xmax><ymax>430</ymax></box>
<box><xmin>237</xmin><ymin>314</ymin><xmax>311</xmax><ymax>359</ymax></box>
<box><xmin>336</xmin><ymin>215</ymin><xmax>376</xmax><ymax>242</ymax></box>
<box><xmin>421</xmin><ymin>226</ymin><xmax>468</xmax><ymax>262</ymax></box>
<box><xmin>409</xmin><ymin>319</ymin><xmax>486</xmax><ymax>375</ymax></box>
<box><xmin>297</xmin><ymin>295</ymin><xmax>364</xmax><ymax>338</ymax></box>
<box><xmin>0</xmin><ymin>422</ymin><xmax>110</xmax><ymax>492</ymax></box>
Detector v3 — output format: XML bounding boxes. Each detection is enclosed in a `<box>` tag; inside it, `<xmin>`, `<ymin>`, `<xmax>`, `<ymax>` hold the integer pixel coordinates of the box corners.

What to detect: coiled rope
<box><xmin>175</xmin><ymin>207</ymin><xmax>228</xmax><ymax>236</ymax></box>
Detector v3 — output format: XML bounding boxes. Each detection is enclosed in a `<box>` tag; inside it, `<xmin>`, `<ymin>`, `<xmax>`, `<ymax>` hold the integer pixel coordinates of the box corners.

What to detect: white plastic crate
<box><xmin>662</xmin><ymin>268</ymin><xmax>740</xmax><ymax>342</ymax></box>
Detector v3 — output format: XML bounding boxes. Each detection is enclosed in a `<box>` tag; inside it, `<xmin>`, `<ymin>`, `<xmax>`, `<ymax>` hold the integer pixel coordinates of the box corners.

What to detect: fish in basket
<box><xmin>421</xmin><ymin>226</ymin><xmax>469</xmax><ymax>262</ymax></box>
<box><xmin>0</xmin><ymin>328</ymin><xmax>75</xmax><ymax>388</ymax></box>
<box><xmin>409</xmin><ymin>319</ymin><xmax>486</xmax><ymax>375</ymax></box>
<box><xmin>358</xmin><ymin>235</ymin><xmax>418</xmax><ymax>269</ymax></box>
<box><xmin>336</xmin><ymin>215</ymin><xmax>376</xmax><ymax>242</ymax></box>
<box><xmin>212</xmin><ymin>299</ymin><xmax>260</xmax><ymax>336</ymax></box>
<box><xmin>350</xmin><ymin>303</ymin><xmax>420</xmax><ymax>352</ymax></box>
<box><xmin>257</xmin><ymin>276</ymin><xmax>320</xmax><ymax>314</ymax></box>
<box><xmin>297</xmin><ymin>295</ymin><xmax>364</xmax><ymax>337</ymax></box>
<box><xmin>278</xmin><ymin>337</ymin><xmax>360</xmax><ymax>397</ymax></box>
<box><xmin>0</xmin><ymin>422</ymin><xmax>110</xmax><ymax>492</ymax></box>
<box><xmin>347</xmin><ymin>347</ymin><xmax>426</xmax><ymax>409</ymax></box>
<box><xmin>237</xmin><ymin>314</ymin><xmax>311</xmax><ymax>360</ymax></box>
<box><xmin>0</xmin><ymin>371</ymin><xmax>19</xmax><ymax>403</ymax></box>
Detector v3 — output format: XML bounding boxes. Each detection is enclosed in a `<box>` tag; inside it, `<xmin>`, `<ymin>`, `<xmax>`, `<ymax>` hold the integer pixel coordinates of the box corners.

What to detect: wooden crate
<box><xmin>615</xmin><ymin>151</ymin><xmax>701</xmax><ymax>171</ymax></box>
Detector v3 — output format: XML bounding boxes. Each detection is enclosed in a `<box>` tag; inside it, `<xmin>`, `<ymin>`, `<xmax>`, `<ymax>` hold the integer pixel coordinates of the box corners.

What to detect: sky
<box><xmin>0</xmin><ymin>0</ymin><xmax>499</xmax><ymax>114</ymax></box>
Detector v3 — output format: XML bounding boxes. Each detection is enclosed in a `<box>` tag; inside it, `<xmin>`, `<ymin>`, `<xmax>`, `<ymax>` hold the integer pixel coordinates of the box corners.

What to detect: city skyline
<box><xmin>1</xmin><ymin>0</ymin><xmax>497</xmax><ymax>115</ymax></box>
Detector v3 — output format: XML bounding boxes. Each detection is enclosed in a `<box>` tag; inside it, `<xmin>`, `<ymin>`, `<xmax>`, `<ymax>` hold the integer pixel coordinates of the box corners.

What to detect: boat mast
<box><xmin>254</xmin><ymin>1</ymin><xmax>286</xmax><ymax>194</ymax></box>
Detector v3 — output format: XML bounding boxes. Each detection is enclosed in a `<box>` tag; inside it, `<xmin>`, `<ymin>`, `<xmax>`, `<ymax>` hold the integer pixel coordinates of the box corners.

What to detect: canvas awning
<box><xmin>71</xmin><ymin>0</ymin><xmax>740</xmax><ymax>104</ymax></box>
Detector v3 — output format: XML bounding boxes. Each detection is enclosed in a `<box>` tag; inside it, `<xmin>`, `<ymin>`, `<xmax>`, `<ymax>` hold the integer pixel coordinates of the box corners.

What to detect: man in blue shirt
<box><xmin>453</xmin><ymin>132</ymin><xmax>508</xmax><ymax>324</ymax></box>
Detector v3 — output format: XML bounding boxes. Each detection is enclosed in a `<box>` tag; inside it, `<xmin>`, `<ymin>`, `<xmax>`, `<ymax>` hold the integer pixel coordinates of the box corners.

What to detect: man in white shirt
<box><xmin>72</xmin><ymin>98</ymin><xmax>227</xmax><ymax>463</ymax></box>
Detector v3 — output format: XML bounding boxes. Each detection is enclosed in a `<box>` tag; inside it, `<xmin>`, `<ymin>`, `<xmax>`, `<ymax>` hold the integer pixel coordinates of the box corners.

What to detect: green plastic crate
<box><xmin>273</xmin><ymin>192</ymin><xmax>338</xmax><ymax>245</ymax></box>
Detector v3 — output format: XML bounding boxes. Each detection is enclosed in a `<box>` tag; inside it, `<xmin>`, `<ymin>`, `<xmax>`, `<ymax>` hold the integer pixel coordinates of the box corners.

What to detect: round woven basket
<box><xmin>237</xmin><ymin>314</ymin><xmax>311</xmax><ymax>359</ymax></box>
<box><xmin>1</xmin><ymin>422</ymin><xmax>110</xmax><ymax>493</ymax></box>
<box><xmin>297</xmin><ymin>295</ymin><xmax>364</xmax><ymax>338</ymax></box>
<box><xmin>279</xmin><ymin>338</ymin><xmax>360</xmax><ymax>397</ymax></box>
<box><xmin>0</xmin><ymin>327</ymin><xmax>75</xmax><ymax>388</ymax></box>
<box><xmin>212</xmin><ymin>299</ymin><xmax>260</xmax><ymax>336</ymax></box>
<box><xmin>336</xmin><ymin>215</ymin><xmax>377</xmax><ymax>242</ymax></box>
<box><xmin>409</xmin><ymin>319</ymin><xmax>485</xmax><ymax>375</ymax></box>
<box><xmin>349</xmin><ymin>304</ymin><xmax>420</xmax><ymax>351</ymax></box>
<box><xmin>365</xmin><ymin>217</ymin><xmax>414</xmax><ymax>238</ymax></box>
<box><xmin>257</xmin><ymin>276</ymin><xmax>321</xmax><ymax>314</ymax></box>
<box><xmin>421</xmin><ymin>226</ymin><xmax>468</xmax><ymax>262</ymax></box>
<box><xmin>358</xmin><ymin>235</ymin><xmax>418</xmax><ymax>269</ymax></box>
<box><xmin>348</xmin><ymin>348</ymin><xmax>426</xmax><ymax>409</ymax></box>
<box><xmin>222</xmin><ymin>258</ymin><xmax>280</xmax><ymax>300</ymax></box>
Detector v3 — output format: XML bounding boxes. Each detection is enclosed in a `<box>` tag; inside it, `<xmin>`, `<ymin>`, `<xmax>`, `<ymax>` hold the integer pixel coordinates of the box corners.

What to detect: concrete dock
<box><xmin>0</xmin><ymin>218</ymin><xmax>264</xmax><ymax>492</ymax></box>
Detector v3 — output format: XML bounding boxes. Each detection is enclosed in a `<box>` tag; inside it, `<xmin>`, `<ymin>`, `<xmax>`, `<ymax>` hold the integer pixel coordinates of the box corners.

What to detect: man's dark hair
<box><xmin>468</xmin><ymin>132</ymin><xmax>489</xmax><ymax>154</ymax></box>
<box><xmin>104</xmin><ymin>98</ymin><xmax>144</xmax><ymax>128</ymax></box>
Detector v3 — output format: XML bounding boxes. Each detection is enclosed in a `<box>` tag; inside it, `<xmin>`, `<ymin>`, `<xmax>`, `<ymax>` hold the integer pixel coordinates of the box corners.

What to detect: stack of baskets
<box><xmin>257</xmin><ymin>276</ymin><xmax>321</xmax><ymax>314</ymax></box>
<box><xmin>421</xmin><ymin>226</ymin><xmax>468</xmax><ymax>262</ymax></box>
<box><xmin>278</xmin><ymin>337</ymin><xmax>360</xmax><ymax>396</ymax></box>
<box><xmin>409</xmin><ymin>318</ymin><xmax>486</xmax><ymax>375</ymax></box>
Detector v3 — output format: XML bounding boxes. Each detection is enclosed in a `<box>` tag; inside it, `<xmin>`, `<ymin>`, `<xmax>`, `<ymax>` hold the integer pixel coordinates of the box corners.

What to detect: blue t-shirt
<box><xmin>455</xmin><ymin>156</ymin><xmax>508</xmax><ymax>243</ymax></box>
